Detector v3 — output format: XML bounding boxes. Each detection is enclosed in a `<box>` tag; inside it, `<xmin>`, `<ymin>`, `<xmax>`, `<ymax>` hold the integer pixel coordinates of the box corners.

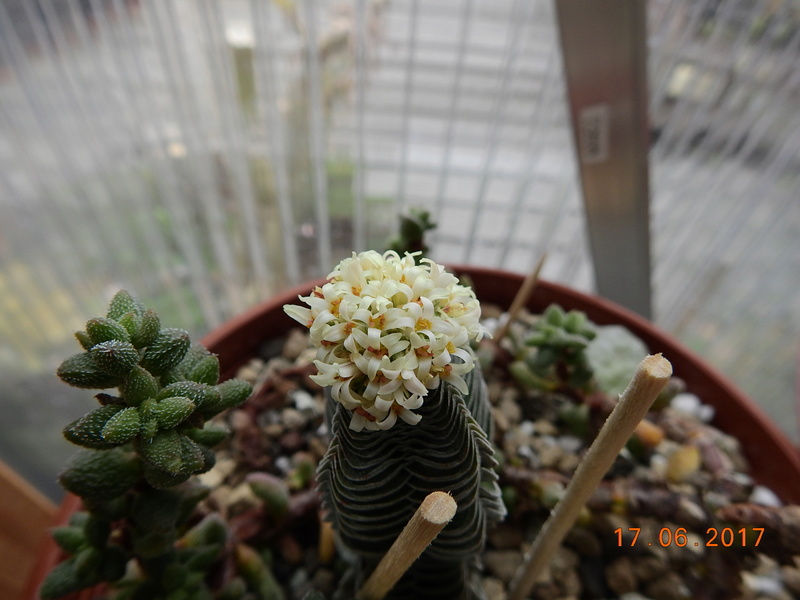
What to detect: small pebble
<box><xmin>281</xmin><ymin>408</ymin><xmax>308</xmax><ymax>430</ymax></box>
<box><xmin>279</xmin><ymin>430</ymin><xmax>305</xmax><ymax>453</ymax></box>
<box><xmin>742</xmin><ymin>571</ymin><xmax>786</xmax><ymax>597</ymax></box>
<box><xmin>632</xmin><ymin>555</ymin><xmax>669</xmax><ymax>581</ymax></box>
<box><xmin>670</xmin><ymin>393</ymin><xmax>714</xmax><ymax>422</ymax></box>
<box><xmin>780</xmin><ymin>565</ymin><xmax>800</xmax><ymax>594</ymax></box>
<box><xmin>292</xmin><ymin>389</ymin><xmax>319</xmax><ymax>413</ymax></box>
<box><xmin>488</xmin><ymin>523</ymin><xmax>525</xmax><ymax>550</ymax></box>
<box><xmin>557</xmin><ymin>452</ymin><xmax>581</xmax><ymax>475</ymax></box>
<box><xmin>483</xmin><ymin>550</ymin><xmax>523</xmax><ymax>583</ymax></box>
<box><xmin>237</xmin><ymin>358</ymin><xmax>265</xmax><ymax>383</ymax></box>
<box><xmin>311</xmin><ymin>568</ymin><xmax>336</xmax><ymax>595</ymax></box>
<box><xmin>533</xmin><ymin>419</ymin><xmax>558</xmax><ymax>436</ymax></box>
<box><xmin>482</xmin><ymin>576</ymin><xmax>506</xmax><ymax>600</ymax></box>
<box><xmin>666</xmin><ymin>444</ymin><xmax>701</xmax><ymax>483</ymax></box>
<box><xmin>492</xmin><ymin>408</ymin><xmax>510</xmax><ymax>433</ymax></box>
<box><xmin>643</xmin><ymin>572</ymin><xmax>688</xmax><ymax>600</ymax></box>
<box><xmin>229</xmin><ymin>409</ymin><xmax>253</xmax><ymax>431</ymax></box>
<box><xmin>634</xmin><ymin>419</ymin><xmax>665</xmax><ymax>448</ymax></box>
<box><xmin>537</xmin><ymin>443</ymin><xmax>564</xmax><ymax>470</ymax></box>
<box><xmin>499</xmin><ymin>393</ymin><xmax>523</xmax><ymax>426</ymax></box>
<box><xmin>282</xmin><ymin>328</ymin><xmax>311</xmax><ymax>360</ymax></box>
<box><xmin>751</xmin><ymin>485</ymin><xmax>783</xmax><ymax>507</ymax></box>
<box><xmin>604</xmin><ymin>557</ymin><xmax>637</xmax><ymax>595</ymax></box>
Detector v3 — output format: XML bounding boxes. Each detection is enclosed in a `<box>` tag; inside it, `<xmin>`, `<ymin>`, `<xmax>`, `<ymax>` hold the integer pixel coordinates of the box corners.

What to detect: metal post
<box><xmin>555</xmin><ymin>0</ymin><xmax>652</xmax><ymax>318</ymax></box>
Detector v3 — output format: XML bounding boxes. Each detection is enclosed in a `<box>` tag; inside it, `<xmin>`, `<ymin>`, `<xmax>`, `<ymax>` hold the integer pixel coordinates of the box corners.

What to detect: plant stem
<box><xmin>356</xmin><ymin>491</ymin><xmax>458</xmax><ymax>600</ymax></box>
<box><xmin>507</xmin><ymin>354</ymin><xmax>672</xmax><ymax>600</ymax></box>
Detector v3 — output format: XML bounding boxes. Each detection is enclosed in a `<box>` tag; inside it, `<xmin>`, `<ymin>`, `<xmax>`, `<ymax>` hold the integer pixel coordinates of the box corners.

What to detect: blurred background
<box><xmin>0</xmin><ymin>0</ymin><xmax>798</xmax><ymax>501</ymax></box>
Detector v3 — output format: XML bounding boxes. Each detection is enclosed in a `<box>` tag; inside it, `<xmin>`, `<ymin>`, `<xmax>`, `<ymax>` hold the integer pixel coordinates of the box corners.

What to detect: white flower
<box><xmin>283</xmin><ymin>250</ymin><xmax>489</xmax><ymax>431</ymax></box>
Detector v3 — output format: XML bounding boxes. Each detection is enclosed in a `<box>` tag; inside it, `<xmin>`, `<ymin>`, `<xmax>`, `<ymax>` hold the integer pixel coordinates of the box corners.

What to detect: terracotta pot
<box><xmin>24</xmin><ymin>267</ymin><xmax>800</xmax><ymax>599</ymax></box>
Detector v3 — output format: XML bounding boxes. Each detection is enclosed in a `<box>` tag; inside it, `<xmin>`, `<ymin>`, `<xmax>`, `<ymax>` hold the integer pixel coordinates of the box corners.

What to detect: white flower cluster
<box><xmin>284</xmin><ymin>250</ymin><xmax>488</xmax><ymax>431</ymax></box>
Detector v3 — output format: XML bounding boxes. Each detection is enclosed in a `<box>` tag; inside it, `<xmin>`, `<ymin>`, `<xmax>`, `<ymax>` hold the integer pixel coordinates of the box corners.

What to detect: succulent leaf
<box><xmin>90</xmin><ymin>340</ymin><xmax>139</xmax><ymax>376</ymax></box>
<box><xmin>140</xmin><ymin>416</ymin><xmax>159</xmax><ymax>442</ymax></box>
<box><xmin>235</xmin><ymin>544</ymin><xmax>286</xmax><ymax>600</ymax></box>
<box><xmin>158</xmin><ymin>381</ymin><xmax>222</xmax><ymax>415</ymax></box>
<box><xmin>107</xmin><ymin>290</ymin><xmax>144</xmax><ymax>320</ymax></box>
<box><xmin>161</xmin><ymin>563</ymin><xmax>190</xmax><ymax>591</ymax></box>
<box><xmin>246</xmin><ymin>473</ymin><xmax>290</xmax><ymax>520</ymax></box>
<box><xmin>83</xmin><ymin>515</ymin><xmax>111</xmax><ymax>547</ymax></box>
<box><xmin>140</xmin><ymin>328</ymin><xmax>191</xmax><ymax>375</ymax></box>
<box><xmin>86</xmin><ymin>317</ymin><xmax>131</xmax><ymax>345</ymax></box>
<box><xmin>64</xmin><ymin>404</ymin><xmax>126</xmax><ymax>449</ymax></box>
<box><xmin>59</xmin><ymin>447</ymin><xmax>142</xmax><ymax>502</ymax></box>
<box><xmin>123</xmin><ymin>365</ymin><xmax>159</xmax><ymax>407</ymax></box>
<box><xmin>139</xmin><ymin>429</ymin><xmax>183</xmax><ymax>474</ymax></box>
<box><xmin>178</xmin><ymin>435</ymin><xmax>206</xmax><ymax>474</ymax></box>
<box><xmin>181</xmin><ymin>544</ymin><xmax>223</xmax><ymax>571</ymax></box>
<box><xmin>180</xmin><ymin>513</ymin><xmax>229</xmax><ymax>548</ymax></box>
<box><xmin>106</xmin><ymin>290</ymin><xmax>142</xmax><ymax>319</ymax></box>
<box><xmin>101</xmin><ymin>407</ymin><xmax>141</xmax><ymax>444</ymax></box>
<box><xmin>73</xmin><ymin>546</ymin><xmax>103</xmax><ymax>577</ymax></box>
<box><xmin>58</xmin><ymin>352</ymin><xmax>124</xmax><ymax>389</ymax></box>
<box><xmin>204</xmin><ymin>378</ymin><xmax>252</xmax><ymax>417</ymax></box>
<box><xmin>188</xmin><ymin>355</ymin><xmax>220</xmax><ymax>386</ymax></box>
<box><xmin>75</xmin><ymin>331</ymin><xmax>94</xmax><ymax>350</ymax></box>
<box><xmin>184</xmin><ymin>423</ymin><xmax>229</xmax><ymax>448</ymax></box>
<box><xmin>38</xmin><ymin>558</ymin><xmax>85</xmax><ymax>600</ymax></box>
<box><xmin>131</xmin><ymin>487</ymin><xmax>183</xmax><ymax>531</ymax></box>
<box><xmin>99</xmin><ymin>546</ymin><xmax>128</xmax><ymax>581</ymax></box>
<box><xmin>117</xmin><ymin>311</ymin><xmax>141</xmax><ymax>340</ymax></box>
<box><xmin>153</xmin><ymin>397</ymin><xmax>196</xmax><ymax>429</ymax></box>
<box><xmin>50</xmin><ymin>526</ymin><xmax>87</xmax><ymax>554</ymax></box>
<box><xmin>142</xmin><ymin>463</ymin><xmax>191</xmax><ymax>489</ymax></box>
<box><xmin>131</xmin><ymin>309</ymin><xmax>161</xmax><ymax>348</ymax></box>
<box><xmin>132</xmin><ymin>528</ymin><xmax>179</xmax><ymax>559</ymax></box>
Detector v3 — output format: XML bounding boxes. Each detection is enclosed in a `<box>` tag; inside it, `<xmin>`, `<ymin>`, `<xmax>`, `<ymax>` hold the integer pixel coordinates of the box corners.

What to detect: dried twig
<box><xmin>356</xmin><ymin>491</ymin><xmax>458</xmax><ymax>600</ymax></box>
<box><xmin>507</xmin><ymin>354</ymin><xmax>672</xmax><ymax>600</ymax></box>
<box><xmin>494</xmin><ymin>253</ymin><xmax>547</xmax><ymax>343</ymax></box>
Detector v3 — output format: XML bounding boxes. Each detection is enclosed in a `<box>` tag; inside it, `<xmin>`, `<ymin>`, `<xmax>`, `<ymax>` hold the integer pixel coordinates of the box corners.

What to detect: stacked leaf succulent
<box><xmin>509</xmin><ymin>304</ymin><xmax>597</xmax><ymax>392</ymax></box>
<box><xmin>284</xmin><ymin>251</ymin><xmax>506</xmax><ymax>600</ymax></box>
<box><xmin>42</xmin><ymin>291</ymin><xmax>253</xmax><ymax>600</ymax></box>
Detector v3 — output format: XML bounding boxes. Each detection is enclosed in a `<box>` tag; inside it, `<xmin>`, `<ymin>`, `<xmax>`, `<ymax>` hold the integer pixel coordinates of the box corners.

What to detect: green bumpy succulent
<box><xmin>42</xmin><ymin>290</ymin><xmax>254</xmax><ymax>600</ymax></box>
<box><xmin>509</xmin><ymin>304</ymin><xmax>597</xmax><ymax>392</ymax></box>
<box><xmin>57</xmin><ymin>291</ymin><xmax>251</xmax><ymax>490</ymax></box>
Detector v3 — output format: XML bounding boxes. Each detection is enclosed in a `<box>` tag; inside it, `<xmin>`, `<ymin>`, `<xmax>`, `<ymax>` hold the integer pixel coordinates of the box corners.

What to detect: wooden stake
<box><xmin>494</xmin><ymin>253</ymin><xmax>547</xmax><ymax>343</ymax></box>
<box><xmin>507</xmin><ymin>354</ymin><xmax>672</xmax><ymax>600</ymax></box>
<box><xmin>356</xmin><ymin>491</ymin><xmax>458</xmax><ymax>600</ymax></box>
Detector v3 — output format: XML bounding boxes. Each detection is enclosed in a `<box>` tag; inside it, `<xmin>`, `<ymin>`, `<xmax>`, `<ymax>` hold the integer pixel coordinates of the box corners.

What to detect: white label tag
<box><xmin>579</xmin><ymin>104</ymin><xmax>610</xmax><ymax>164</ymax></box>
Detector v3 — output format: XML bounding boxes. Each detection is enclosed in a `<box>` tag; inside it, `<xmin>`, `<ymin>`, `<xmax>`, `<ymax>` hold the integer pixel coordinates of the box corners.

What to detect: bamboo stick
<box><xmin>356</xmin><ymin>491</ymin><xmax>458</xmax><ymax>600</ymax></box>
<box><xmin>507</xmin><ymin>354</ymin><xmax>673</xmax><ymax>600</ymax></box>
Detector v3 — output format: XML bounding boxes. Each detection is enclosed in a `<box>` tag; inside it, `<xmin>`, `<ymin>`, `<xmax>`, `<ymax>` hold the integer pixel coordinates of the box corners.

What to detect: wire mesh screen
<box><xmin>0</xmin><ymin>0</ymin><xmax>797</xmax><ymax>498</ymax></box>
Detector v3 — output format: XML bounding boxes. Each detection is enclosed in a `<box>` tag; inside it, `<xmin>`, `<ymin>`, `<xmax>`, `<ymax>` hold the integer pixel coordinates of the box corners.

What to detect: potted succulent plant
<box><xmin>25</xmin><ymin>245</ymin><xmax>800</xmax><ymax>600</ymax></box>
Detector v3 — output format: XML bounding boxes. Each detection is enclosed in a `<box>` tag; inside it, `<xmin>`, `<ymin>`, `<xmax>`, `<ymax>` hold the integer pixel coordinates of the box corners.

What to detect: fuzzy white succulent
<box><xmin>284</xmin><ymin>250</ymin><xmax>489</xmax><ymax>431</ymax></box>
